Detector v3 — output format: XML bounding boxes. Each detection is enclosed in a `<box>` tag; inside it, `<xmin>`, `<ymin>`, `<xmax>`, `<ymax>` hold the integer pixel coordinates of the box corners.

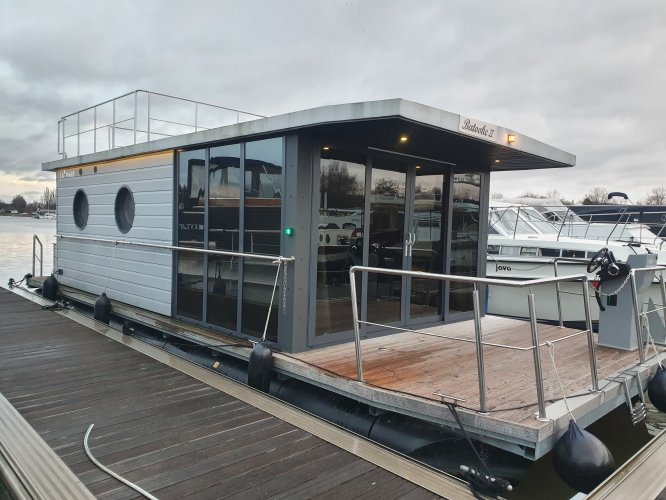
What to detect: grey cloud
<box><xmin>0</xmin><ymin>0</ymin><xmax>665</xmax><ymax>202</ymax></box>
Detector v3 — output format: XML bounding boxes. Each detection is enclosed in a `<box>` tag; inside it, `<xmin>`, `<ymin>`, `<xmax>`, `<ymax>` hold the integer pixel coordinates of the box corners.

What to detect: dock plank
<box><xmin>0</xmin><ymin>288</ymin><xmax>450</xmax><ymax>499</ymax></box>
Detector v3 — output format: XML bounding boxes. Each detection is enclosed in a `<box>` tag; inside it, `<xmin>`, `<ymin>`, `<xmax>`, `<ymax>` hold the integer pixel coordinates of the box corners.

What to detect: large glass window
<box><xmin>366</xmin><ymin>159</ymin><xmax>407</xmax><ymax>325</ymax></box>
<box><xmin>449</xmin><ymin>173</ymin><xmax>481</xmax><ymax>314</ymax></box>
<box><xmin>176</xmin><ymin>150</ymin><xmax>206</xmax><ymax>321</ymax></box>
<box><xmin>242</xmin><ymin>138</ymin><xmax>284</xmax><ymax>340</ymax></box>
<box><xmin>315</xmin><ymin>150</ymin><xmax>366</xmax><ymax>336</ymax></box>
<box><xmin>207</xmin><ymin>144</ymin><xmax>241</xmax><ymax>330</ymax></box>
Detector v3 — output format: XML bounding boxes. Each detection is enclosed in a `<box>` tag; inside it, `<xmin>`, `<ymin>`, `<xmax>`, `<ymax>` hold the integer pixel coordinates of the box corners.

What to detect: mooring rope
<box><xmin>640</xmin><ymin>312</ymin><xmax>664</xmax><ymax>369</ymax></box>
<box><xmin>84</xmin><ymin>424</ymin><xmax>159</xmax><ymax>500</ymax></box>
<box><xmin>261</xmin><ymin>259</ymin><xmax>282</xmax><ymax>342</ymax></box>
<box><xmin>545</xmin><ymin>341</ymin><xmax>576</xmax><ymax>421</ymax></box>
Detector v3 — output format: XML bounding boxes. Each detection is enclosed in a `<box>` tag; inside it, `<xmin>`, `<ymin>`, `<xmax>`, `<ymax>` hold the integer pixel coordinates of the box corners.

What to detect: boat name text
<box><xmin>458</xmin><ymin>116</ymin><xmax>500</xmax><ymax>143</ymax></box>
<box><xmin>495</xmin><ymin>264</ymin><xmax>512</xmax><ymax>271</ymax></box>
<box><xmin>57</xmin><ymin>170</ymin><xmax>76</xmax><ymax>179</ymax></box>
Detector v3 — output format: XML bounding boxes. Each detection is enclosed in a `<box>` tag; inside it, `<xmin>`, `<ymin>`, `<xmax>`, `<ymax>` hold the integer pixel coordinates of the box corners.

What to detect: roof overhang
<box><xmin>43</xmin><ymin>98</ymin><xmax>575</xmax><ymax>172</ymax></box>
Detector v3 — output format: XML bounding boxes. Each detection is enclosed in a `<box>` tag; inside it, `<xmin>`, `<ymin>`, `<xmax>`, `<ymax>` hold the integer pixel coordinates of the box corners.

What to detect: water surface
<box><xmin>0</xmin><ymin>216</ymin><xmax>56</xmax><ymax>284</ymax></box>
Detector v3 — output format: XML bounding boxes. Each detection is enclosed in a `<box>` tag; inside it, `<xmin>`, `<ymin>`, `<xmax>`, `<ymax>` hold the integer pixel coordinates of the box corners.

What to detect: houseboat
<box><xmin>35</xmin><ymin>91</ymin><xmax>666</xmax><ymax>490</ymax></box>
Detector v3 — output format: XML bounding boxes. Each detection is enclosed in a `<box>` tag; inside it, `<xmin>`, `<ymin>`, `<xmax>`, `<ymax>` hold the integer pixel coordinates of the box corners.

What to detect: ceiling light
<box><xmin>322</xmin><ymin>145</ymin><xmax>330</xmax><ymax>151</ymax></box>
<box><xmin>494</xmin><ymin>159</ymin><xmax>501</xmax><ymax>163</ymax></box>
<box><xmin>507</xmin><ymin>134</ymin><xmax>516</xmax><ymax>144</ymax></box>
<box><xmin>415</xmin><ymin>165</ymin><xmax>421</xmax><ymax>169</ymax></box>
<box><xmin>399</xmin><ymin>135</ymin><xmax>408</xmax><ymax>143</ymax></box>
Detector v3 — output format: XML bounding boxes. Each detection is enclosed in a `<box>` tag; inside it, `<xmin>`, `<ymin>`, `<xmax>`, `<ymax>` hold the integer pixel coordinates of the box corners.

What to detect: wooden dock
<box><xmin>587</xmin><ymin>428</ymin><xmax>666</xmax><ymax>499</ymax></box>
<box><xmin>0</xmin><ymin>287</ymin><xmax>473</xmax><ymax>499</ymax></box>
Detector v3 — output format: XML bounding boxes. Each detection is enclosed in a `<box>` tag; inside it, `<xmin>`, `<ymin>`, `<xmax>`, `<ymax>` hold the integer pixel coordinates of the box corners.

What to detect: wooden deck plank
<box><xmin>0</xmin><ymin>288</ymin><xmax>452</xmax><ymax>499</ymax></box>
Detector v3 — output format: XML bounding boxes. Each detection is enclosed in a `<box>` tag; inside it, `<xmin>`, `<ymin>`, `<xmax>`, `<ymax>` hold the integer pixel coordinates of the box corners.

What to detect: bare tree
<box><xmin>520</xmin><ymin>190</ymin><xmax>546</xmax><ymax>199</ymax></box>
<box><xmin>41</xmin><ymin>187</ymin><xmax>56</xmax><ymax>210</ymax></box>
<box><xmin>581</xmin><ymin>186</ymin><xmax>609</xmax><ymax>205</ymax></box>
<box><xmin>491</xmin><ymin>192</ymin><xmax>504</xmax><ymax>199</ymax></box>
<box><xmin>644</xmin><ymin>186</ymin><xmax>666</xmax><ymax>205</ymax></box>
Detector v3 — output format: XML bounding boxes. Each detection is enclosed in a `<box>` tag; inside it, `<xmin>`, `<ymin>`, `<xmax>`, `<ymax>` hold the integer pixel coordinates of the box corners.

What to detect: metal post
<box><xmin>472</xmin><ymin>285</ymin><xmax>487</xmax><ymax>412</ymax></box>
<box><xmin>32</xmin><ymin>237</ymin><xmax>36</xmax><ymax>277</ymax></box>
<box><xmin>112</xmin><ymin>98</ymin><xmax>116</xmax><ymax>149</ymax></box>
<box><xmin>513</xmin><ymin>206</ymin><xmax>521</xmax><ymax>239</ymax></box>
<box><xmin>660</xmin><ymin>270</ymin><xmax>666</xmax><ymax>328</ymax></box>
<box><xmin>581</xmin><ymin>278</ymin><xmax>599</xmax><ymax>390</ymax></box>
<box><xmin>194</xmin><ymin>102</ymin><xmax>198</xmax><ymax>132</ymax></box>
<box><xmin>76</xmin><ymin>113</ymin><xmax>80</xmax><ymax>156</ymax></box>
<box><xmin>349</xmin><ymin>268</ymin><xmax>364</xmax><ymax>382</ymax></box>
<box><xmin>554</xmin><ymin>260</ymin><xmax>563</xmax><ymax>328</ymax></box>
<box><xmin>133</xmin><ymin>91</ymin><xmax>138</xmax><ymax>145</ymax></box>
<box><xmin>528</xmin><ymin>293</ymin><xmax>547</xmax><ymax>419</ymax></box>
<box><xmin>93</xmin><ymin>106</ymin><xmax>97</xmax><ymax>153</ymax></box>
<box><xmin>630</xmin><ymin>271</ymin><xmax>646</xmax><ymax>363</ymax></box>
<box><xmin>147</xmin><ymin>91</ymin><xmax>151</xmax><ymax>142</ymax></box>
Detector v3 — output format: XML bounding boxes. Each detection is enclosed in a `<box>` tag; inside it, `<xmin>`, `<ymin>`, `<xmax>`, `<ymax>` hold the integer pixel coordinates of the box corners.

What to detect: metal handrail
<box><xmin>629</xmin><ymin>265</ymin><xmax>666</xmax><ymax>364</ymax></box>
<box><xmin>57</xmin><ymin>90</ymin><xmax>265</xmax><ymax>158</ymax></box>
<box><xmin>32</xmin><ymin>235</ymin><xmax>43</xmax><ymax>277</ymax></box>
<box><xmin>55</xmin><ymin>234</ymin><xmax>294</xmax><ymax>264</ymax></box>
<box><xmin>348</xmin><ymin>265</ymin><xmax>598</xmax><ymax>419</ymax></box>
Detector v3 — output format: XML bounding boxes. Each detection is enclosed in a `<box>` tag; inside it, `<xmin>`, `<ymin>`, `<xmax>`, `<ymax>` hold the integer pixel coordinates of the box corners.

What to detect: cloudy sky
<box><xmin>1</xmin><ymin>0</ymin><xmax>664</xmax><ymax>203</ymax></box>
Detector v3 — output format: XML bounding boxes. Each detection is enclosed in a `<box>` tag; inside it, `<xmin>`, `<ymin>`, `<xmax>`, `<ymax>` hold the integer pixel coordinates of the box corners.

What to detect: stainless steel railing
<box><xmin>32</xmin><ymin>235</ymin><xmax>43</xmax><ymax>277</ymax></box>
<box><xmin>55</xmin><ymin>234</ymin><xmax>294</xmax><ymax>264</ymax></box>
<box><xmin>57</xmin><ymin>90</ymin><xmax>265</xmax><ymax>159</ymax></box>
<box><xmin>348</xmin><ymin>266</ymin><xmax>599</xmax><ymax>419</ymax></box>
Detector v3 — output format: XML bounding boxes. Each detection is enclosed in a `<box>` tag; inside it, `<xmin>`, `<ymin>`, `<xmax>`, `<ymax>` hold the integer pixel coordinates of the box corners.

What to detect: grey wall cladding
<box><xmin>56</xmin><ymin>152</ymin><xmax>174</xmax><ymax>315</ymax></box>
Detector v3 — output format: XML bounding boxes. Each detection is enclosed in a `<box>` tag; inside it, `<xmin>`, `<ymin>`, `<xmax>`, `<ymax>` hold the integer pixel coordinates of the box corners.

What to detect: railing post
<box><xmin>194</xmin><ymin>102</ymin><xmax>198</xmax><ymax>132</ymax></box>
<box><xmin>513</xmin><ymin>206</ymin><xmax>521</xmax><ymax>239</ymax></box>
<box><xmin>76</xmin><ymin>113</ymin><xmax>80</xmax><ymax>156</ymax></box>
<box><xmin>630</xmin><ymin>271</ymin><xmax>646</xmax><ymax>364</ymax></box>
<box><xmin>112</xmin><ymin>98</ymin><xmax>116</xmax><ymax>149</ymax></box>
<box><xmin>528</xmin><ymin>293</ymin><xmax>547</xmax><ymax>419</ymax></box>
<box><xmin>147</xmin><ymin>91</ymin><xmax>151</xmax><ymax>142</ymax></box>
<box><xmin>581</xmin><ymin>277</ymin><xmax>599</xmax><ymax>390</ymax></box>
<box><xmin>93</xmin><ymin>106</ymin><xmax>97</xmax><ymax>153</ymax></box>
<box><xmin>659</xmin><ymin>271</ymin><xmax>666</xmax><ymax>326</ymax></box>
<box><xmin>473</xmin><ymin>285</ymin><xmax>487</xmax><ymax>412</ymax></box>
<box><xmin>133</xmin><ymin>91</ymin><xmax>138</xmax><ymax>145</ymax></box>
<box><xmin>349</xmin><ymin>267</ymin><xmax>364</xmax><ymax>382</ymax></box>
<box><xmin>32</xmin><ymin>236</ymin><xmax>36</xmax><ymax>277</ymax></box>
<box><xmin>554</xmin><ymin>260</ymin><xmax>563</xmax><ymax>328</ymax></box>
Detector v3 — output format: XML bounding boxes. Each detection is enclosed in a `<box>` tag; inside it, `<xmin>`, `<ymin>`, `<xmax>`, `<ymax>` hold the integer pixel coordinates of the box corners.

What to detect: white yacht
<box><xmin>486</xmin><ymin>201</ymin><xmax>666</xmax><ymax>322</ymax></box>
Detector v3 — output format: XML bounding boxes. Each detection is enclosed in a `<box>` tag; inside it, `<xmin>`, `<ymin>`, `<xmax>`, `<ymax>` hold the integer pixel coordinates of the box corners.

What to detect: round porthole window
<box><xmin>73</xmin><ymin>189</ymin><xmax>89</xmax><ymax>230</ymax></box>
<box><xmin>114</xmin><ymin>186</ymin><xmax>135</xmax><ymax>234</ymax></box>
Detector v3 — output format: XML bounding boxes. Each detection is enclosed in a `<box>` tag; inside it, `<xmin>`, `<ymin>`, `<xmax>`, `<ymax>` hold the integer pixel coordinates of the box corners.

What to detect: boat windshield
<box><xmin>519</xmin><ymin>207</ymin><xmax>559</xmax><ymax>235</ymax></box>
<box><xmin>489</xmin><ymin>207</ymin><xmax>540</xmax><ymax>236</ymax></box>
<box><xmin>489</xmin><ymin>205</ymin><xmax>560</xmax><ymax>236</ymax></box>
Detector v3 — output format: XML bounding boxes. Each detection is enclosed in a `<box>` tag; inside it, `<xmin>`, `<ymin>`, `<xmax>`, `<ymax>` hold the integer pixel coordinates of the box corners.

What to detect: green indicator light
<box><xmin>285</xmin><ymin>227</ymin><xmax>294</xmax><ymax>236</ymax></box>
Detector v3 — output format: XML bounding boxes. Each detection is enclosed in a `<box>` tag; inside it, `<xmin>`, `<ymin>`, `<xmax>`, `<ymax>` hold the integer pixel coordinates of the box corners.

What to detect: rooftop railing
<box><xmin>57</xmin><ymin>90</ymin><xmax>265</xmax><ymax>159</ymax></box>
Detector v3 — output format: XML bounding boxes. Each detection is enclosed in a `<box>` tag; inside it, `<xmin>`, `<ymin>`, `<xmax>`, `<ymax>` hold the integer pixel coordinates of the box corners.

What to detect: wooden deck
<box><xmin>24</xmin><ymin>276</ymin><xmax>666</xmax><ymax>459</ymax></box>
<box><xmin>285</xmin><ymin>316</ymin><xmax>665</xmax><ymax>459</ymax></box>
<box><xmin>0</xmin><ymin>287</ymin><xmax>472</xmax><ymax>499</ymax></box>
<box><xmin>292</xmin><ymin>316</ymin><xmax>642</xmax><ymax>427</ymax></box>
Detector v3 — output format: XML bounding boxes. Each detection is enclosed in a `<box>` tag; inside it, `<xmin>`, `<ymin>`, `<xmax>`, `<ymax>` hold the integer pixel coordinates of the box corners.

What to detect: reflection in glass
<box><xmin>315</xmin><ymin>150</ymin><xmax>365</xmax><ymax>336</ymax></box>
<box><xmin>410</xmin><ymin>172</ymin><xmax>445</xmax><ymax>319</ymax></box>
<box><xmin>207</xmin><ymin>144</ymin><xmax>241</xmax><ymax>331</ymax></box>
<box><xmin>367</xmin><ymin>160</ymin><xmax>406</xmax><ymax>325</ymax></box>
<box><xmin>449</xmin><ymin>173</ymin><xmax>481</xmax><ymax>313</ymax></box>
<box><xmin>176</xmin><ymin>150</ymin><xmax>206</xmax><ymax>321</ymax></box>
<box><xmin>242</xmin><ymin>138</ymin><xmax>283</xmax><ymax>340</ymax></box>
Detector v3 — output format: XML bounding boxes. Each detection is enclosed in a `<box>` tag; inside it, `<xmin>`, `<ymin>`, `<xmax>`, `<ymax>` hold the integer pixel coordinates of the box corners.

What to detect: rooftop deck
<box><xmin>0</xmin><ymin>287</ymin><xmax>471</xmax><ymax>499</ymax></box>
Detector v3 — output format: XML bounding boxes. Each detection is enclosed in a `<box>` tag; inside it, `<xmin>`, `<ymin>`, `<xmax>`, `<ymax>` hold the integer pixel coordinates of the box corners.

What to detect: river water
<box><xmin>0</xmin><ymin>215</ymin><xmax>664</xmax><ymax>499</ymax></box>
<box><xmin>0</xmin><ymin>216</ymin><xmax>56</xmax><ymax>284</ymax></box>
